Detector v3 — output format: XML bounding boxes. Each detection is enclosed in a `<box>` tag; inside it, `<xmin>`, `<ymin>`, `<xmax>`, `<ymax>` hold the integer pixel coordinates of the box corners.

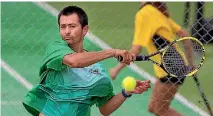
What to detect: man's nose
<box><xmin>65</xmin><ymin>27</ymin><xmax>71</xmax><ymax>34</ymax></box>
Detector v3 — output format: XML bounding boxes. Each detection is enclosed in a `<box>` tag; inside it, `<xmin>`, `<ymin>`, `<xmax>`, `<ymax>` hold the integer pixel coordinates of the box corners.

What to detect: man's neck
<box><xmin>69</xmin><ymin>43</ymin><xmax>84</xmax><ymax>53</ymax></box>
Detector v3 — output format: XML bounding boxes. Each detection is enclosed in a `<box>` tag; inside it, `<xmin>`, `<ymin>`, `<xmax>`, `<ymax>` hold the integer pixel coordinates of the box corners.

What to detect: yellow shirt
<box><xmin>132</xmin><ymin>4</ymin><xmax>181</xmax><ymax>78</ymax></box>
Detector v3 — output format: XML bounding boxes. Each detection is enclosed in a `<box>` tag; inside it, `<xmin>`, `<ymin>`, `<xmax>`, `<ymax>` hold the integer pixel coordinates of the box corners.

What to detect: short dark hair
<box><xmin>58</xmin><ymin>6</ymin><xmax>88</xmax><ymax>27</ymax></box>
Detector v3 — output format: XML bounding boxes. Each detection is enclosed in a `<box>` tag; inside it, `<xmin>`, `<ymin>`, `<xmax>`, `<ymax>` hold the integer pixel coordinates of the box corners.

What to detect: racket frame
<box><xmin>136</xmin><ymin>37</ymin><xmax>205</xmax><ymax>78</ymax></box>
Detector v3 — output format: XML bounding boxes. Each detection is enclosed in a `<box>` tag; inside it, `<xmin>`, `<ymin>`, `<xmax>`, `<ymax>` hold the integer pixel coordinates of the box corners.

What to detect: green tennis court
<box><xmin>2</xmin><ymin>2</ymin><xmax>212</xmax><ymax>116</ymax></box>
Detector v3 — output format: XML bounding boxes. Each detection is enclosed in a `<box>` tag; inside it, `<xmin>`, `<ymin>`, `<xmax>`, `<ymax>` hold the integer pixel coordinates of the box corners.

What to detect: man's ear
<box><xmin>83</xmin><ymin>25</ymin><xmax>89</xmax><ymax>36</ymax></box>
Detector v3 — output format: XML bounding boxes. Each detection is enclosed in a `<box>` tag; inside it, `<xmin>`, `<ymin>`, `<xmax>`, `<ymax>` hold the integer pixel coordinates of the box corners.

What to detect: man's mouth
<box><xmin>65</xmin><ymin>37</ymin><xmax>72</xmax><ymax>40</ymax></box>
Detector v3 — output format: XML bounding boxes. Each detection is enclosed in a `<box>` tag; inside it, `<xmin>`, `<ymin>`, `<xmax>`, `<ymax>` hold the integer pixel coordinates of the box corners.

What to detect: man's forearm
<box><xmin>177</xmin><ymin>29</ymin><xmax>189</xmax><ymax>37</ymax></box>
<box><xmin>63</xmin><ymin>49</ymin><xmax>115</xmax><ymax>68</ymax></box>
<box><xmin>115</xmin><ymin>63</ymin><xmax>127</xmax><ymax>71</ymax></box>
<box><xmin>99</xmin><ymin>92</ymin><xmax>131</xmax><ymax>115</ymax></box>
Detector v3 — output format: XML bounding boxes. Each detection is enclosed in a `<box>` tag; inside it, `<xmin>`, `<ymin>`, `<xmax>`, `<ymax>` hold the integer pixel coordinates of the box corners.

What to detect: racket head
<box><xmin>161</xmin><ymin>37</ymin><xmax>205</xmax><ymax>77</ymax></box>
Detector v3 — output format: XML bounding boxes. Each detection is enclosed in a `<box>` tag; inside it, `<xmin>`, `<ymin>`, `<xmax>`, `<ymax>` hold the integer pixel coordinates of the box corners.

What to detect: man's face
<box><xmin>59</xmin><ymin>13</ymin><xmax>88</xmax><ymax>45</ymax></box>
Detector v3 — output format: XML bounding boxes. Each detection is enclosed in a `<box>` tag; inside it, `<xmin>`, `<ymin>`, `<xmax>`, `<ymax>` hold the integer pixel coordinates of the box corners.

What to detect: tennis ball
<box><xmin>122</xmin><ymin>76</ymin><xmax>136</xmax><ymax>91</ymax></box>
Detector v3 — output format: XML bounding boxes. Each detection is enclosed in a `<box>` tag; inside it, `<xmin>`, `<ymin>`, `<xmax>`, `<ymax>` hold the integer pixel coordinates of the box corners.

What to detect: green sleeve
<box><xmin>96</xmin><ymin>92</ymin><xmax>115</xmax><ymax>107</ymax></box>
<box><xmin>39</xmin><ymin>40</ymin><xmax>73</xmax><ymax>75</ymax></box>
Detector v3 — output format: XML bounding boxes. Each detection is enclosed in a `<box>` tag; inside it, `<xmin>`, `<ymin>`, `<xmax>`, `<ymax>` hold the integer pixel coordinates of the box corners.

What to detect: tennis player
<box><xmin>22</xmin><ymin>6</ymin><xmax>151</xmax><ymax>116</ymax></box>
<box><xmin>110</xmin><ymin>2</ymin><xmax>189</xmax><ymax>116</ymax></box>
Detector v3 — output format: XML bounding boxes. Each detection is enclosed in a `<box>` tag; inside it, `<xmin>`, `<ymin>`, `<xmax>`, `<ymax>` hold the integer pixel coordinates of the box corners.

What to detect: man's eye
<box><xmin>60</xmin><ymin>25</ymin><xmax>66</xmax><ymax>29</ymax></box>
<box><xmin>70</xmin><ymin>25</ymin><xmax>76</xmax><ymax>28</ymax></box>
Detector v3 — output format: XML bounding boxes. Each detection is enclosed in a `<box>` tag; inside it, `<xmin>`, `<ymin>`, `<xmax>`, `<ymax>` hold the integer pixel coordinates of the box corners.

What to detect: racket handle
<box><xmin>117</xmin><ymin>56</ymin><xmax>123</xmax><ymax>62</ymax></box>
<box><xmin>136</xmin><ymin>56</ymin><xmax>148</xmax><ymax>61</ymax></box>
<box><xmin>117</xmin><ymin>56</ymin><xmax>147</xmax><ymax>62</ymax></box>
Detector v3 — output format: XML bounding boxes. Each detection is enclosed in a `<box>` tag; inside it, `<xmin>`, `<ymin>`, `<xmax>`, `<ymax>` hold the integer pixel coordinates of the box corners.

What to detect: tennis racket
<box><xmin>118</xmin><ymin>36</ymin><xmax>213</xmax><ymax>115</ymax></box>
<box><xmin>118</xmin><ymin>37</ymin><xmax>205</xmax><ymax>78</ymax></box>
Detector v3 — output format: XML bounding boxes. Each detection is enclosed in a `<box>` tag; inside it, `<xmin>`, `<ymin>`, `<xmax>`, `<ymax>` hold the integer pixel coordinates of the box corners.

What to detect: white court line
<box><xmin>1</xmin><ymin>2</ymin><xmax>209</xmax><ymax>116</ymax></box>
<box><xmin>1</xmin><ymin>59</ymin><xmax>32</xmax><ymax>90</ymax></box>
<box><xmin>1</xmin><ymin>101</ymin><xmax>23</xmax><ymax>106</ymax></box>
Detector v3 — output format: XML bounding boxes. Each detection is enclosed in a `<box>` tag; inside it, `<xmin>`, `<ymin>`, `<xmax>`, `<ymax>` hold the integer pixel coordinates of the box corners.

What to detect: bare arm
<box><xmin>99</xmin><ymin>80</ymin><xmax>150</xmax><ymax>116</ymax></box>
<box><xmin>63</xmin><ymin>49</ymin><xmax>135</xmax><ymax>68</ymax></box>
<box><xmin>176</xmin><ymin>28</ymin><xmax>189</xmax><ymax>37</ymax></box>
<box><xmin>99</xmin><ymin>92</ymin><xmax>129</xmax><ymax>116</ymax></box>
<box><xmin>177</xmin><ymin>28</ymin><xmax>195</xmax><ymax>66</ymax></box>
<box><xmin>63</xmin><ymin>49</ymin><xmax>115</xmax><ymax>68</ymax></box>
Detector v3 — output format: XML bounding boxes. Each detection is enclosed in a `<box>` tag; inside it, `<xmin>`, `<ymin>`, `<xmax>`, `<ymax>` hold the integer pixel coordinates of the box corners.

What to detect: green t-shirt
<box><xmin>40</xmin><ymin>40</ymin><xmax>113</xmax><ymax>88</ymax></box>
<box><xmin>23</xmin><ymin>40</ymin><xmax>114</xmax><ymax>116</ymax></box>
<box><xmin>39</xmin><ymin>40</ymin><xmax>73</xmax><ymax>76</ymax></box>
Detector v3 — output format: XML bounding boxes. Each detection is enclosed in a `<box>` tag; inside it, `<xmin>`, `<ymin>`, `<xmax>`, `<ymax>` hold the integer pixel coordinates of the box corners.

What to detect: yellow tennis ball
<box><xmin>122</xmin><ymin>76</ymin><xmax>136</xmax><ymax>91</ymax></box>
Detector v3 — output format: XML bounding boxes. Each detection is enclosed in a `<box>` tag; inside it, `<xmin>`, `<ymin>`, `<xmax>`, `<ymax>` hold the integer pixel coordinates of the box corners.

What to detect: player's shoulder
<box><xmin>48</xmin><ymin>40</ymin><xmax>67</xmax><ymax>46</ymax></box>
<box><xmin>45</xmin><ymin>40</ymin><xmax>68</xmax><ymax>53</ymax></box>
<box><xmin>136</xmin><ymin>4</ymin><xmax>160</xmax><ymax>17</ymax></box>
<box><xmin>138</xmin><ymin>4</ymin><xmax>154</xmax><ymax>14</ymax></box>
<box><xmin>47</xmin><ymin>40</ymin><xmax>67</xmax><ymax>48</ymax></box>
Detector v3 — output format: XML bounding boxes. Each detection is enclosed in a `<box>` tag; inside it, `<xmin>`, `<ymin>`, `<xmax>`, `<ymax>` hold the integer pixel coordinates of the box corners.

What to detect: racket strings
<box><xmin>163</xmin><ymin>47</ymin><xmax>189</xmax><ymax>76</ymax></box>
<box><xmin>162</xmin><ymin>39</ymin><xmax>204</xmax><ymax>77</ymax></box>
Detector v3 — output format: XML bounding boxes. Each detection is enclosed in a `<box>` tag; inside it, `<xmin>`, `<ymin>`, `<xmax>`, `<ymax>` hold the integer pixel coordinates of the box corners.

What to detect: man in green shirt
<box><xmin>22</xmin><ymin>6</ymin><xmax>151</xmax><ymax>116</ymax></box>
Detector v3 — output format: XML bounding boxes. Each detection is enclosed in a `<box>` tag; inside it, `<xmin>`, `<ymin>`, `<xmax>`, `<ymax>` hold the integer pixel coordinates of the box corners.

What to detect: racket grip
<box><xmin>117</xmin><ymin>56</ymin><xmax>123</xmax><ymax>62</ymax></box>
<box><xmin>117</xmin><ymin>56</ymin><xmax>147</xmax><ymax>62</ymax></box>
<box><xmin>136</xmin><ymin>56</ymin><xmax>147</xmax><ymax>61</ymax></box>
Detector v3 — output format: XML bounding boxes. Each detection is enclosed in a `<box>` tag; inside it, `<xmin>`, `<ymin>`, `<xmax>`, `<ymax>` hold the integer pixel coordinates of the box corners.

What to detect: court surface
<box><xmin>1</xmin><ymin>2</ymin><xmax>210</xmax><ymax>116</ymax></box>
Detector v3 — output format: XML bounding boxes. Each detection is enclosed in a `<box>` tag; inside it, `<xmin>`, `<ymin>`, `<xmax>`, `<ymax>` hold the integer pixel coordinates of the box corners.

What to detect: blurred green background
<box><xmin>1</xmin><ymin>2</ymin><xmax>213</xmax><ymax>116</ymax></box>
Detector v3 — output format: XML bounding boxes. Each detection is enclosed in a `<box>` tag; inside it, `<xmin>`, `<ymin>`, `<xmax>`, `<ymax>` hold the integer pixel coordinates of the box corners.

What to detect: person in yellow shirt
<box><xmin>110</xmin><ymin>2</ymin><xmax>189</xmax><ymax>116</ymax></box>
